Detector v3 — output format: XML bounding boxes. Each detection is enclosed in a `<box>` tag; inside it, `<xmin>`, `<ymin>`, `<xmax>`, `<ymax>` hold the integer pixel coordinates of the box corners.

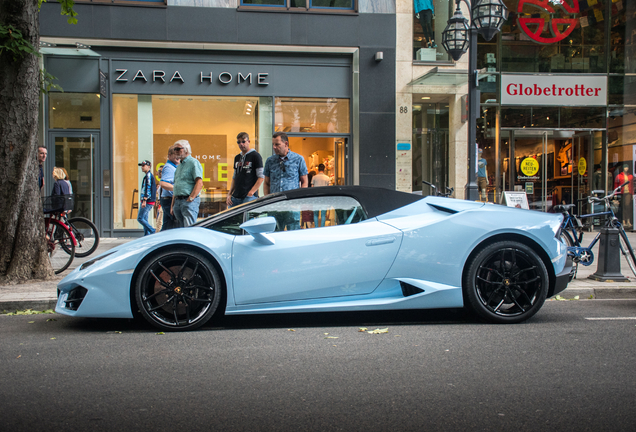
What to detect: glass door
<box><xmin>509</xmin><ymin>130</ymin><xmax>549</xmax><ymax>211</ymax></box>
<box><xmin>572</xmin><ymin>132</ymin><xmax>593</xmax><ymax>215</ymax></box>
<box><xmin>49</xmin><ymin>132</ymin><xmax>97</xmax><ymax>222</ymax></box>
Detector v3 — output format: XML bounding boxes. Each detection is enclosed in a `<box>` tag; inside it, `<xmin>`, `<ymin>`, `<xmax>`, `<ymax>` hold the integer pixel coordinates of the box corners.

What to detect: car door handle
<box><xmin>366</xmin><ymin>236</ymin><xmax>396</xmax><ymax>246</ymax></box>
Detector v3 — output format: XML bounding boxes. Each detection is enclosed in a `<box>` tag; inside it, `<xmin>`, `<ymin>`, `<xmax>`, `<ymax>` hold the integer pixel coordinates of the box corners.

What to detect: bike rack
<box><xmin>588</xmin><ymin>227</ymin><xmax>629</xmax><ymax>282</ymax></box>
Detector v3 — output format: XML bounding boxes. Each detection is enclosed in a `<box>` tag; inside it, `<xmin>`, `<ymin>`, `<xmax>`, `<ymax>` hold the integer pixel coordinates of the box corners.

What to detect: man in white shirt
<box><xmin>311</xmin><ymin>163</ymin><xmax>330</xmax><ymax>187</ymax></box>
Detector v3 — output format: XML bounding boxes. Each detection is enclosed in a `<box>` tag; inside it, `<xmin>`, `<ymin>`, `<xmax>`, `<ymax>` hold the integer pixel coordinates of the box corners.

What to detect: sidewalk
<box><xmin>2</xmin><ymin>232</ymin><xmax>636</xmax><ymax>314</ymax></box>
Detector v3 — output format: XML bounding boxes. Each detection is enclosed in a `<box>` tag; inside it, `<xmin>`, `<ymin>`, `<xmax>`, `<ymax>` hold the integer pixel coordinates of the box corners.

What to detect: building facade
<box><xmin>39</xmin><ymin>0</ymin><xmax>396</xmax><ymax>237</ymax></box>
<box><xmin>400</xmin><ymin>0</ymin><xmax>636</xmax><ymax>229</ymax></box>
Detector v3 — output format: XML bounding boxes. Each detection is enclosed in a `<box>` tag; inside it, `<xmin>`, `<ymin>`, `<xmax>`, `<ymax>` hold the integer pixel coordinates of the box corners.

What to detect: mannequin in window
<box><xmin>477</xmin><ymin>148</ymin><xmax>488</xmax><ymax>201</ymax></box>
<box><xmin>415</xmin><ymin>0</ymin><xmax>436</xmax><ymax>48</ymax></box>
<box><xmin>614</xmin><ymin>164</ymin><xmax>633</xmax><ymax>229</ymax></box>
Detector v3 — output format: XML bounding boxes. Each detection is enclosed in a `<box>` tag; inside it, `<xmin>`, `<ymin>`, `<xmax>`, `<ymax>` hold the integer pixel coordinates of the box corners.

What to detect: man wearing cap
<box><xmin>171</xmin><ymin>139</ymin><xmax>203</xmax><ymax>227</ymax></box>
<box><xmin>137</xmin><ymin>160</ymin><xmax>157</xmax><ymax>236</ymax></box>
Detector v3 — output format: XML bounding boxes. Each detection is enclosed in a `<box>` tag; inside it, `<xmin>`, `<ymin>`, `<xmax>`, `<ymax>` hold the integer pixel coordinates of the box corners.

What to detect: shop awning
<box><xmin>408</xmin><ymin>67</ymin><xmax>497</xmax><ymax>87</ymax></box>
<box><xmin>408</xmin><ymin>67</ymin><xmax>468</xmax><ymax>87</ymax></box>
<box><xmin>39</xmin><ymin>47</ymin><xmax>101</xmax><ymax>57</ymax></box>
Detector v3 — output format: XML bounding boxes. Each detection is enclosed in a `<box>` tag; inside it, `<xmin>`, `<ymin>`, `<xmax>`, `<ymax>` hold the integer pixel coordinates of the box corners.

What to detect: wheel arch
<box><xmin>461</xmin><ymin>233</ymin><xmax>558</xmax><ymax>301</ymax></box>
<box><xmin>128</xmin><ymin>244</ymin><xmax>228</xmax><ymax>319</ymax></box>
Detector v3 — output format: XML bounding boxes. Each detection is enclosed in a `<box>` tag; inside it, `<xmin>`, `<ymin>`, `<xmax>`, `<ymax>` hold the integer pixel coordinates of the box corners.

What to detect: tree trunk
<box><xmin>0</xmin><ymin>0</ymin><xmax>53</xmax><ymax>282</ymax></box>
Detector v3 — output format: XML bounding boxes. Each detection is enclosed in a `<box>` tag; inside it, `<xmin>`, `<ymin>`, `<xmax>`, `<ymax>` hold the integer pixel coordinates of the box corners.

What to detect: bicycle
<box><xmin>422</xmin><ymin>180</ymin><xmax>454</xmax><ymax>197</ymax></box>
<box><xmin>59</xmin><ymin>214</ymin><xmax>99</xmax><ymax>257</ymax></box>
<box><xmin>554</xmin><ymin>181</ymin><xmax>636</xmax><ymax>277</ymax></box>
<box><xmin>43</xmin><ymin>195</ymin><xmax>77</xmax><ymax>274</ymax></box>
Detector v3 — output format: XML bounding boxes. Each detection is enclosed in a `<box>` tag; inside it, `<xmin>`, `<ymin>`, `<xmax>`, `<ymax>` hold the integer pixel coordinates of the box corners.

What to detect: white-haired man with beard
<box><xmin>170</xmin><ymin>140</ymin><xmax>203</xmax><ymax>227</ymax></box>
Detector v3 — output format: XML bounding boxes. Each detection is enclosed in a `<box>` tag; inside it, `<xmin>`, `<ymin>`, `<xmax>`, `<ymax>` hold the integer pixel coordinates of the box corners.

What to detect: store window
<box><xmin>240</xmin><ymin>0</ymin><xmax>355</xmax><ymax>11</ymax></box>
<box><xmin>501</xmin><ymin>0</ymin><xmax>606</xmax><ymax>73</ymax></box>
<box><xmin>245</xmin><ymin>196</ymin><xmax>366</xmax><ymax>231</ymax></box>
<box><xmin>413</xmin><ymin>0</ymin><xmax>452</xmax><ymax>62</ymax></box>
<box><xmin>112</xmin><ymin>95</ymin><xmax>271</xmax><ymax>230</ymax></box>
<box><xmin>275</xmin><ymin>97</ymin><xmax>349</xmax><ymax>187</ymax></box>
<box><xmin>49</xmin><ymin>93</ymin><xmax>101</xmax><ymax>129</ymax></box>
<box><xmin>610</xmin><ymin>0</ymin><xmax>636</xmax><ymax>74</ymax></box>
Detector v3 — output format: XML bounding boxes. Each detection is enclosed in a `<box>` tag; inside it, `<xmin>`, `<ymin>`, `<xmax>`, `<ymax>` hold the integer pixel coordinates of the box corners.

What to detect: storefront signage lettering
<box><xmin>520</xmin><ymin>157</ymin><xmax>539</xmax><ymax>177</ymax></box>
<box><xmin>115</xmin><ymin>69</ymin><xmax>269</xmax><ymax>85</ymax></box>
<box><xmin>517</xmin><ymin>0</ymin><xmax>579</xmax><ymax>45</ymax></box>
<box><xmin>501</xmin><ymin>74</ymin><xmax>607</xmax><ymax>106</ymax></box>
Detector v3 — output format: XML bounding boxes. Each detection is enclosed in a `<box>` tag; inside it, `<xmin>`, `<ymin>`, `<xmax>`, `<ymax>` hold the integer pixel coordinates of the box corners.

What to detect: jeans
<box><xmin>229</xmin><ymin>194</ymin><xmax>258</xmax><ymax>208</ymax></box>
<box><xmin>314</xmin><ymin>210</ymin><xmax>327</xmax><ymax>227</ymax></box>
<box><xmin>161</xmin><ymin>197</ymin><xmax>178</xmax><ymax>231</ymax></box>
<box><xmin>173</xmin><ymin>197</ymin><xmax>200</xmax><ymax>227</ymax></box>
<box><xmin>137</xmin><ymin>203</ymin><xmax>155</xmax><ymax>235</ymax></box>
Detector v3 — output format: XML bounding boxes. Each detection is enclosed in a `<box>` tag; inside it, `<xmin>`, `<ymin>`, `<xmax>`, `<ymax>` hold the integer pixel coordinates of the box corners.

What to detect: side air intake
<box><xmin>400</xmin><ymin>281</ymin><xmax>425</xmax><ymax>297</ymax></box>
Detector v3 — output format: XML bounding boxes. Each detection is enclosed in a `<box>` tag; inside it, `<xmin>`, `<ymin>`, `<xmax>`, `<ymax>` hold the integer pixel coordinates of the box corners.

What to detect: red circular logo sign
<box><xmin>517</xmin><ymin>0</ymin><xmax>579</xmax><ymax>44</ymax></box>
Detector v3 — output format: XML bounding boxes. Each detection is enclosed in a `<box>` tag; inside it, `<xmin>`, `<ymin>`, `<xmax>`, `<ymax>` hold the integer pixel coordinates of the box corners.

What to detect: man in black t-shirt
<box><xmin>226</xmin><ymin>132</ymin><xmax>264</xmax><ymax>208</ymax></box>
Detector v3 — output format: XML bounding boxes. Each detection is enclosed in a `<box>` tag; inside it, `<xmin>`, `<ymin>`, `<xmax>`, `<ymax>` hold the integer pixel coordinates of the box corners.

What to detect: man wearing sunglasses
<box><xmin>263</xmin><ymin>132</ymin><xmax>308</xmax><ymax>195</ymax></box>
<box><xmin>226</xmin><ymin>132</ymin><xmax>264</xmax><ymax>208</ymax></box>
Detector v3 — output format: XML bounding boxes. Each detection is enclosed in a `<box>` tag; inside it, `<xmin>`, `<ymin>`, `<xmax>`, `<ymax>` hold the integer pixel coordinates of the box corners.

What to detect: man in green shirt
<box><xmin>170</xmin><ymin>140</ymin><xmax>203</xmax><ymax>227</ymax></box>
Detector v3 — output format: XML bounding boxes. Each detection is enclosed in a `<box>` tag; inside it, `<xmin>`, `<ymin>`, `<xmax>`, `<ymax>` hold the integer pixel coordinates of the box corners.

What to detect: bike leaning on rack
<box><xmin>554</xmin><ymin>181</ymin><xmax>636</xmax><ymax>277</ymax></box>
<box><xmin>43</xmin><ymin>194</ymin><xmax>77</xmax><ymax>274</ymax></box>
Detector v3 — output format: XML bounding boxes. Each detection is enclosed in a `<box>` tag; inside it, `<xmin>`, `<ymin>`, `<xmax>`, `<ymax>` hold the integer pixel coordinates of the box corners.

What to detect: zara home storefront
<box><xmin>42</xmin><ymin>46</ymin><xmax>354</xmax><ymax>236</ymax></box>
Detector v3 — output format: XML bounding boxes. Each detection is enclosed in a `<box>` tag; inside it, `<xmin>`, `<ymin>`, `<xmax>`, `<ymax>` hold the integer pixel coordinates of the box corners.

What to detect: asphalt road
<box><xmin>1</xmin><ymin>300</ymin><xmax>635</xmax><ymax>432</ymax></box>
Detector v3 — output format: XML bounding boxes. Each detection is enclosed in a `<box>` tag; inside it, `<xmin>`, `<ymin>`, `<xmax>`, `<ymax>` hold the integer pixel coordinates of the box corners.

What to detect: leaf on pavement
<box><xmin>156</xmin><ymin>332</ymin><xmax>165</xmax><ymax>335</ymax></box>
<box><xmin>358</xmin><ymin>327</ymin><xmax>368</xmax><ymax>332</ymax></box>
<box><xmin>28</xmin><ymin>321</ymin><xmax>35</xmax><ymax>324</ymax></box>
<box><xmin>46</xmin><ymin>318</ymin><xmax>56</xmax><ymax>322</ymax></box>
<box><xmin>287</xmin><ymin>329</ymin><xmax>295</xmax><ymax>332</ymax></box>
<box><xmin>367</xmin><ymin>328</ymin><xmax>389</xmax><ymax>334</ymax></box>
<box><xmin>50</xmin><ymin>337</ymin><xmax>56</xmax><ymax>340</ymax></box>
<box><xmin>324</xmin><ymin>336</ymin><xmax>339</xmax><ymax>339</ymax></box>
<box><xmin>16</xmin><ymin>355</ymin><xmax>21</xmax><ymax>359</ymax></box>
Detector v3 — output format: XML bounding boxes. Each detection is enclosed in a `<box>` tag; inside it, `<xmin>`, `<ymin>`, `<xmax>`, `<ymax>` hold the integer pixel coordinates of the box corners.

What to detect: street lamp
<box><xmin>441</xmin><ymin>0</ymin><xmax>508</xmax><ymax>200</ymax></box>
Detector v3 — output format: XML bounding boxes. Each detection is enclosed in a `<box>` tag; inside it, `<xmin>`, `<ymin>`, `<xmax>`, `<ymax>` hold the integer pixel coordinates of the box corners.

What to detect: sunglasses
<box><xmin>237</xmin><ymin>140</ymin><xmax>248</xmax><ymax>144</ymax></box>
<box><xmin>279</xmin><ymin>159</ymin><xmax>286</xmax><ymax>173</ymax></box>
<box><xmin>173</xmin><ymin>147</ymin><xmax>183</xmax><ymax>151</ymax></box>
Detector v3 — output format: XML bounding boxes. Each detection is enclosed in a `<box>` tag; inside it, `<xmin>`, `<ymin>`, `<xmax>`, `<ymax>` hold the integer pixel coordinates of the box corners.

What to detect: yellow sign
<box><xmin>578</xmin><ymin>157</ymin><xmax>587</xmax><ymax>176</ymax></box>
<box><xmin>520</xmin><ymin>157</ymin><xmax>539</xmax><ymax>176</ymax></box>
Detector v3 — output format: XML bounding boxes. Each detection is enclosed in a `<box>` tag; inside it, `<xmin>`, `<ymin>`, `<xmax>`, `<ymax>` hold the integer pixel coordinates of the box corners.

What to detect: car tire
<box><xmin>464</xmin><ymin>241</ymin><xmax>548</xmax><ymax>324</ymax></box>
<box><xmin>135</xmin><ymin>249</ymin><xmax>223</xmax><ymax>331</ymax></box>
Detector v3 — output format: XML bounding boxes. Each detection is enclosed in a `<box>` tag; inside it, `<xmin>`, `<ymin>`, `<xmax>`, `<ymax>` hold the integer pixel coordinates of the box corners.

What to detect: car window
<box><xmin>208</xmin><ymin>212</ymin><xmax>245</xmax><ymax>235</ymax></box>
<box><xmin>245</xmin><ymin>196</ymin><xmax>367</xmax><ymax>232</ymax></box>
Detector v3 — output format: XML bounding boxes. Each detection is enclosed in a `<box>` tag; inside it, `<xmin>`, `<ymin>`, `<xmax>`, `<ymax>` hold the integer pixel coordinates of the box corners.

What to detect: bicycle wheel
<box><xmin>67</xmin><ymin>217</ymin><xmax>99</xmax><ymax>257</ymax></box>
<box><xmin>560</xmin><ymin>230</ymin><xmax>575</xmax><ymax>247</ymax></box>
<box><xmin>45</xmin><ymin>218</ymin><xmax>75</xmax><ymax>274</ymax></box>
<box><xmin>618</xmin><ymin>229</ymin><xmax>636</xmax><ymax>277</ymax></box>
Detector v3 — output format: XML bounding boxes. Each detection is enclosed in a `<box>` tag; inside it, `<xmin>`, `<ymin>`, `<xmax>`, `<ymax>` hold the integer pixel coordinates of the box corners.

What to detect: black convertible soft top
<box><xmin>195</xmin><ymin>186</ymin><xmax>423</xmax><ymax>227</ymax></box>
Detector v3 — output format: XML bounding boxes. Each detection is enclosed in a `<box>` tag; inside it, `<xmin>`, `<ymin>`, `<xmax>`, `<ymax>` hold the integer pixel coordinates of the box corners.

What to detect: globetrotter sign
<box><xmin>518</xmin><ymin>0</ymin><xmax>579</xmax><ymax>44</ymax></box>
<box><xmin>501</xmin><ymin>74</ymin><xmax>607</xmax><ymax>106</ymax></box>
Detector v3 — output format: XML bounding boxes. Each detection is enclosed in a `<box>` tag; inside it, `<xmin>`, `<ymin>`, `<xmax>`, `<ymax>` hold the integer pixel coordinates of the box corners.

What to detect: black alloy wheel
<box><xmin>135</xmin><ymin>250</ymin><xmax>222</xmax><ymax>331</ymax></box>
<box><xmin>464</xmin><ymin>241</ymin><xmax>548</xmax><ymax>324</ymax></box>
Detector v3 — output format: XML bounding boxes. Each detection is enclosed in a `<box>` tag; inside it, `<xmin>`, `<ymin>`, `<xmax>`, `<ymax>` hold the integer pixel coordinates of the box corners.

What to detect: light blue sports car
<box><xmin>56</xmin><ymin>186</ymin><xmax>572</xmax><ymax>331</ymax></box>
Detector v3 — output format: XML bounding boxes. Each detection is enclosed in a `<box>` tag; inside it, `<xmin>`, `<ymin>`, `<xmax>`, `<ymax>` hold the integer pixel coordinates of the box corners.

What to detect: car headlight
<box><xmin>80</xmin><ymin>251</ymin><xmax>116</xmax><ymax>271</ymax></box>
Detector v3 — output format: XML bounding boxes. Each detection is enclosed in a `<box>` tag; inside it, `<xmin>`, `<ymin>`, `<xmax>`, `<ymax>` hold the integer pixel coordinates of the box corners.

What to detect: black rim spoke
<box><xmin>510</xmin><ymin>286</ymin><xmax>533</xmax><ymax>305</ymax></box>
<box><xmin>184</xmin><ymin>262</ymin><xmax>199</xmax><ymax>283</ymax></box>
<box><xmin>172</xmin><ymin>297</ymin><xmax>180</xmax><ymax>325</ymax></box>
<box><xmin>477</xmin><ymin>275</ymin><xmax>502</xmax><ymax>285</ymax></box>
<box><xmin>158</xmin><ymin>262</ymin><xmax>176</xmax><ymax>279</ymax></box>
<box><xmin>144</xmin><ymin>288</ymin><xmax>170</xmax><ymax>301</ymax></box>
<box><xmin>177</xmin><ymin>258</ymin><xmax>189</xmax><ymax>279</ymax></box>
<box><xmin>150</xmin><ymin>270</ymin><xmax>171</xmax><ymax>288</ymax></box>
<box><xmin>506</xmin><ymin>288</ymin><xmax>527</xmax><ymax>312</ymax></box>
<box><xmin>148</xmin><ymin>296</ymin><xmax>173</xmax><ymax>312</ymax></box>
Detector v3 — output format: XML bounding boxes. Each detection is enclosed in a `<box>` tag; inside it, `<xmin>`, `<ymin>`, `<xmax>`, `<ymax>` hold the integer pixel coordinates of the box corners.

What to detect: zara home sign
<box><xmin>501</xmin><ymin>74</ymin><xmax>607</xmax><ymax>106</ymax></box>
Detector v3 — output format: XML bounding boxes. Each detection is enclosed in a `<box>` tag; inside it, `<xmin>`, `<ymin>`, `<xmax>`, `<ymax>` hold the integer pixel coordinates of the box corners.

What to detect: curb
<box><xmin>1</xmin><ymin>300</ymin><xmax>57</xmax><ymax>314</ymax></box>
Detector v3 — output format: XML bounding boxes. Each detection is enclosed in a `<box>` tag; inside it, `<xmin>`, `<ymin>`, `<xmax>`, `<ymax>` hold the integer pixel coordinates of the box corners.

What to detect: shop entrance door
<box><xmin>48</xmin><ymin>132</ymin><xmax>98</xmax><ymax>224</ymax></box>
<box><xmin>504</xmin><ymin>129</ymin><xmax>601</xmax><ymax>213</ymax></box>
